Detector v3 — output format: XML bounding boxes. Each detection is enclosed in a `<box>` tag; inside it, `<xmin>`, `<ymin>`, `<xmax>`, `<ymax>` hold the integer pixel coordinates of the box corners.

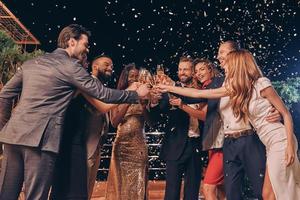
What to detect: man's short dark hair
<box><xmin>92</xmin><ymin>54</ymin><xmax>112</xmax><ymax>62</ymax></box>
<box><xmin>57</xmin><ymin>24</ymin><xmax>91</xmax><ymax>49</ymax></box>
<box><xmin>179</xmin><ymin>56</ymin><xmax>193</xmax><ymax>63</ymax></box>
<box><xmin>91</xmin><ymin>55</ymin><xmax>112</xmax><ymax>66</ymax></box>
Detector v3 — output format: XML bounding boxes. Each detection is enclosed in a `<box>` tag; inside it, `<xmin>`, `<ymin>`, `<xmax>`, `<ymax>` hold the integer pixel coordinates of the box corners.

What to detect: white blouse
<box><xmin>248</xmin><ymin>77</ymin><xmax>284</xmax><ymax>139</ymax></box>
<box><xmin>219</xmin><ymin>84</ymin><xmax>252</xmax><ymax>134</ymax></box>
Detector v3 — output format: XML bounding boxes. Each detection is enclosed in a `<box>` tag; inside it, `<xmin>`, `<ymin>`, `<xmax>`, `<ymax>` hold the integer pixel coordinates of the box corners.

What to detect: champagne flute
<box><xmin>163</xmin><ymin>75</ymin><xmax>177</xmax><ymax>110</ymax></box>
<box><xmin>138</xmin><ymin>68</ymin><xmax>151</xmax><ymax>85</ymax></box>
<box><xmin>168</xmin><ymin>94</ymin><xmax>178</xmax><ymax>110</ymax></box>
<box><xmin>138</xmin><ymin>68</ymin><xmax>154</xmax><ymax>104</ymax></box>
<box><xmin>156</xmin><ymin>65</ymin><xmax>166</xmax><ymax>84</ymax></box>
<box><xmin>156</xmin><ymin>65</ymin><xmax>164</xmax><ymax>76</ymax></box>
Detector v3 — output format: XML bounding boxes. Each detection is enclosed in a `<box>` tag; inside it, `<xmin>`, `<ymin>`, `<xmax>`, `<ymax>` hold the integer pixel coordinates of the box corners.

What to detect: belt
<box><xmin>224</xmin><ymin>129</ymin><xmax>253</xmax><ymax>139</ymax></box>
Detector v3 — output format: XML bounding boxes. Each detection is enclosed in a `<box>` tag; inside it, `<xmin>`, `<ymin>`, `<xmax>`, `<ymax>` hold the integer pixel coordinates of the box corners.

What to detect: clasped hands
<box><xmin>126</xmin><ymin>82</ymin><xmax>171</xmax><ymax>102</ymax></box>
<box><xmin>127</xmin><ymin>82</ymin><xmax>181</xmax><ymax>107</ymax></box>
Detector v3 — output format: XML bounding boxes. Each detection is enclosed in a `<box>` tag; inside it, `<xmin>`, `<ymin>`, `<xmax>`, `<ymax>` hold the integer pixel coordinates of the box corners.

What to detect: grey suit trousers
<box><xmin>87</xmin><ymin>144</ymin><xmax>101</xmax><ymax>200</ymax></box>
<box><xmin>0</xmin><ymin>144</ymin><xmax>56</xmax><ymax>200</ymax></box>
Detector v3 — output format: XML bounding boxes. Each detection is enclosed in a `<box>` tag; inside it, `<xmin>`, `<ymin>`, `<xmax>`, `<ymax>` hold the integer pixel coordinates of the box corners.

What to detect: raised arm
<box><xmin>158</xmin><ymin>84</ymin><xmax>228</xmax><ymax>99</ymax></box>
<box><xmin>66</xmin><ymin>62</ymin><xmax>149</xmax><ymax>104</ymax></box>
<box><xmin>169</xmin><ymin>98</ymin><xmax>207</xmax><ymax>121</ymax></box>
<box><xmin>181</xmin><ymin>104</ymin><xmax>207</xmax><ymax>121</ymax></box>
<box><xmin>261</xmin><ymin>86</ymin><xmax>295</xmax><ymax>166</ymax></box>
<box><xmin>110</xmin><ymin>104</ymin><xmax>131</xmax><ymax>128</ymax></box>
<box><xmin>82</xmin><ymin>93</ymin><xmax>117</xmax><ymax>113</ymax></box>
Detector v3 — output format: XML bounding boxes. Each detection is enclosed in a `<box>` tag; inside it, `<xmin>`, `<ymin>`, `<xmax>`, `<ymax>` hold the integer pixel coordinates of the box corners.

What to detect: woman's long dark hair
<box><xmin>117</xmin><ymin>63</ymin><xmax>137</xmax><ymax>90</ymax></box>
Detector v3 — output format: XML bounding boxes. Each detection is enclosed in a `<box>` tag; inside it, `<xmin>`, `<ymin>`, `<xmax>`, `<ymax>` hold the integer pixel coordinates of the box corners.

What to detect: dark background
<box><xmin>3</xmin><ymin>0</ymin><xmax>300</xmax><ymax>77</ymax></box>
<box><xmin>3</xmin><ymin>0</ymin><xmax>300</xmax><ymax>134</ymax></box>
<box><xmin>2</xmin><ymin>0</ymin><xmax>300</xmax><ymax>185</ymax></box>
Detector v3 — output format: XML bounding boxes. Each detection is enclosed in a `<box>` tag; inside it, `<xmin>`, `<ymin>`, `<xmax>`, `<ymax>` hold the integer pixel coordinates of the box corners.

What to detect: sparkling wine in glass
<box><xmin>168</xmin><ymin>93</ymin><xmax>178</xmax><ymax>110</ymax></box>
<box><xmin>138</xmin><ymin>68</ymin><xmax>153</xmax><ymax>85</ymax></box>
<box><xmin>156</xmin><ymin>65</ymin><xmax>164</xmax><ymax>76</ymax></box>
<box><xmin>164</xmin><ymin>77</ymin><xmax>177</xmax><ymax>110</ymax></box>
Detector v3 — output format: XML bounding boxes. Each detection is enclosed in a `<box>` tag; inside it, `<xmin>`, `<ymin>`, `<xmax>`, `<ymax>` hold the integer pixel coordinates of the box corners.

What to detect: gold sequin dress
<box><xmin>105</xmin><ymin>104</ymin><xmax>148</xmax><ymax>200</ymax></box>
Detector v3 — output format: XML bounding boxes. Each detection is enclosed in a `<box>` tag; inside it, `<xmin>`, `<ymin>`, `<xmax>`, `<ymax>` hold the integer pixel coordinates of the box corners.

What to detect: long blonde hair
<box><xmin>225</xmin><ymin>49</ymin><xmax>264</xmax><ymax>122</ymax></box>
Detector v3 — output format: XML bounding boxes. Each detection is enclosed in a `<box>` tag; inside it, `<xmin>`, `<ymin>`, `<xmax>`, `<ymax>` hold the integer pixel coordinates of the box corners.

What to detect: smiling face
<box><xmin>194</xmin><ymin>62</ymin><xmax>213</xmax><ymax>83</ymax></box>
<box><xmin>127</xmin><ymin>68</ymin><xmax>139</xmax><ymax>85</ymax></box>
<box><xmin>217</xmin><ymin>42</ymin><xmax>234</xmax><ymax>68</ymax></box>
<box><xmin>69</xmin><ymin>34</ymin><xmax>89</xmax><ymax>63</ymax></box>
<box><xmin>177</xmin><ymin>61</ymin><xmax>193</xmax><ymax>84</ymax></box>
<box><xmin>92</xmin><ymin>57</ymin><xmax>113</xmax><ymax>80</ymax></box>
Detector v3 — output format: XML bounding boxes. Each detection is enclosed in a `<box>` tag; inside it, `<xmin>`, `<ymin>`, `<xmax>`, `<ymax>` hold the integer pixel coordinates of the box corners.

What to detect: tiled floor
<box><xmin>18</xmin><ymin>181</ymin><xmax>204</xmax><ymax>200</ymax></box>
<box><xmin>91</xmin><ymin>181</ymin><xmax>167</xmax><ymax>200</ymax></box>
<box><xmin>90</xmin><ymin>181</ymin><xmax>204</xmax><ymax>200</ymax></box>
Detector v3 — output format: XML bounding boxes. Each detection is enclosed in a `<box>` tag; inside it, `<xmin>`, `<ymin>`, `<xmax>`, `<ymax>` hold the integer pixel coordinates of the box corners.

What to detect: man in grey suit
<box><xmin>50</xmin><ymin>55</ymin><xmax>116</xmax><ymax>199</ymax></box>
<box><xmin>0</xmin><ymin>24</ymin><xmax>149</xmax><ymax>200</ymax></box>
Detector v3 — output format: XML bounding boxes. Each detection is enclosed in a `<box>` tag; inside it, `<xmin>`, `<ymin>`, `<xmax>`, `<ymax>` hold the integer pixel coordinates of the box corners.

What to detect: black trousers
<box><xmin>223</xmin><ymin>132</ymin><xmax>266</xmax><ymax>200</ymax></box>
<box><xmin>164</xmin><ymin>138</ymin><xmax>202</xmax><ymax>200</ymax></box>
<box><xmin>0</xmin><ymin>144</ymin><xmax>57</xmax><ymax>200</ymax></box>
<box><xmin>50</xmin><ymin>143</ymin><xmax>88</xmax><ymax>200</ymax></box>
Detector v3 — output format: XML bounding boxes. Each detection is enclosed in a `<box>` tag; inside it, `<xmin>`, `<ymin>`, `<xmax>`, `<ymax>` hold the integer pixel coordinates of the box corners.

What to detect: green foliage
<box><xmin>0</xmin><ymin>30</ymin><xmax>44</xmax><ymax>86</ymax></box>
<box><xmin>272</xmin><ymin>77</ymin><xmax>300</xmax><ymax>108</ymax></box>
<box><xmin>0</xmin><ymin>31</ymin><xmax>15</xmax><ymax>50</ymax></box>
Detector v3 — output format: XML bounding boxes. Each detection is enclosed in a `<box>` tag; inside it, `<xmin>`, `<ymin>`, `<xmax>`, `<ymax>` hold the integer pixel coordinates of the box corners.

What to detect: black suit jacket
<box><xmin>201</xmin><ymin>76</ymin><xmax>225</xmax><ymax>150</ymax></box>
<box><xmin>150</xmin><ymin>87</ymin><xmax>205</xmax><ymax>161</ymax></box>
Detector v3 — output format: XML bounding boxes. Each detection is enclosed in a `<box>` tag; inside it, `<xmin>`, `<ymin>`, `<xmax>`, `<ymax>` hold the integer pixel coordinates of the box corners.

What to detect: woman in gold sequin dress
<box><xmin>105</xmin><ymin>64</ymin><xmax>150</xmax><ymax>200</ymax></box>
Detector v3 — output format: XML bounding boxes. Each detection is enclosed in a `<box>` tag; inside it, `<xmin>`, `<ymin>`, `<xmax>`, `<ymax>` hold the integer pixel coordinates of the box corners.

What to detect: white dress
<box><xmin>249</xmin><ymin>77</ymin><xmax>300</xmax><ymax>200</ymax></box>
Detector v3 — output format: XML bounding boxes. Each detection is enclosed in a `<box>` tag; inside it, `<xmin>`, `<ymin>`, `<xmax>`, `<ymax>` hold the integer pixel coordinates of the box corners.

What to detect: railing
<box><xmin>97</xmin><ymin>131</ymin><xmax>167</xmax><ymax>181</ymax></box>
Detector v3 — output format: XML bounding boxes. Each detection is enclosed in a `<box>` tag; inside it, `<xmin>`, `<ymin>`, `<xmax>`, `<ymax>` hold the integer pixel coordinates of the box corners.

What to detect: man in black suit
<box><xmin>0</xmin><ymin>24</ymin><xmax>149</xmax><ymax>200</ymax></box>
<box><xmin>150</xmin><ymin>57</ymin><xmax>204</xmax><ymax>200</ymax></box>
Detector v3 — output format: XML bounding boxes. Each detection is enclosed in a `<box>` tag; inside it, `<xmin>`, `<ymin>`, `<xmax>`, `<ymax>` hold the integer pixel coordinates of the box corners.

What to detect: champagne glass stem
<box><xmin>168</xmin><ymin>93</ymin><xmax>177</xmax><ymax>110</ymax></box>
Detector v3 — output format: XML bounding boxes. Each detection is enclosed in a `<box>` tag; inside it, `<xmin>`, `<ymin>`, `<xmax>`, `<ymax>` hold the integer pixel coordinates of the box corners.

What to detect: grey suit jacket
<box><xmin>0</xmin><ymin>48</ymin><xmax>138</xmax><ymax>153</ymax></box>
<box><xmin>85</xmin><ymin>105</ymin><xmax>109</xmax><ymax>159</ymax></box>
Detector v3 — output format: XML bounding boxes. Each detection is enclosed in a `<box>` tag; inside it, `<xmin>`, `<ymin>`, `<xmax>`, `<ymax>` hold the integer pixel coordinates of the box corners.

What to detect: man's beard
<box><xmin>97</xmin><ymin>72</ymin><xmax>111</xmax><ymax>82</ymax></box>
<box><xmin>80</xmin><ymin>54</ymin><xmax>89</xmax><ymax>68</ymax></box>
<box><xmin>74</xmin><ymin>52</ymin><xmax>88</xmax><ymax>68</ymax></box>
<box><xmin>179</xmin><ymin>76</ymin><xmax>192</xmax><ymax>84</ymax></box>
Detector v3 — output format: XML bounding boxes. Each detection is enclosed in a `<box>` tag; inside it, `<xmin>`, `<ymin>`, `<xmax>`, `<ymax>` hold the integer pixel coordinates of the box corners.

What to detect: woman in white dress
<box><xmin>157</xmin><ymin>49</ymin><xmax>300</xmax><ymax>200</ymax></box>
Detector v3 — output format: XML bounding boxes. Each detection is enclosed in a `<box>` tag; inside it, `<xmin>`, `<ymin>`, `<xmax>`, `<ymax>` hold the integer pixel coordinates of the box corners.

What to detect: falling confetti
<box><xmin>2</xmin><ymin>0</ymin><xmax>300</xmax><ymax>188</ymax></box>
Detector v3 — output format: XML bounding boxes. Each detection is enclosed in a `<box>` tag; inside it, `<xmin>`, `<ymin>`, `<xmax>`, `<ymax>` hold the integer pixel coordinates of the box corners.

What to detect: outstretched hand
<box><xmin>150</xmin><ymin>88</ymin><xmax>162</xmax><ymax>104</ymax></box>
<box><xmin>126</xmin><ymin>82</ymin><xmax>141</xmax><ymax>91</ymax></box>
<box><xmin>136</xmin><ymin>84</ymin><xmax>150</xmax><ymax>99</ymax></box>
<box><xmin>169</xmin><ymin>98</ymin><xmax>182</xmax><ymax>108</ymax></box>
<box><xmin>154</xmin><ymin>84</ymin><xmax>170</xmax><ymax>93</ymax></box>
